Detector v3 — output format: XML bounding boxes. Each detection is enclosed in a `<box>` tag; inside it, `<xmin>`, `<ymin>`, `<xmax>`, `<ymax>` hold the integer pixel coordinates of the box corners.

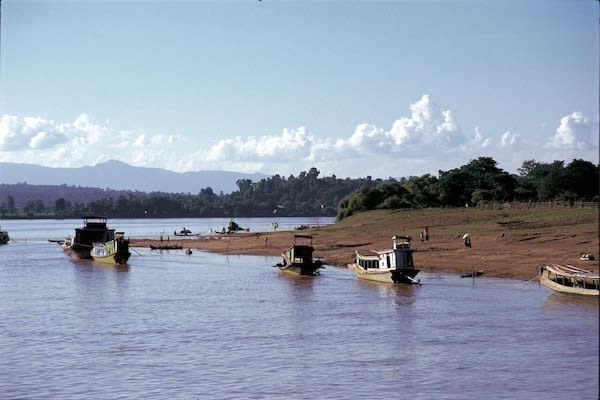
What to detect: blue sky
<box><xmin>1</xmin><ymin>0</ymin><xmax>598</xmax><ymax>179</ymax></box>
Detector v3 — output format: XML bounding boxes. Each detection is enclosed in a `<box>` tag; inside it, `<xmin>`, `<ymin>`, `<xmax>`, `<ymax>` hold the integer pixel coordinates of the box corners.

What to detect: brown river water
<box><xmin>1</xmin><ymin>219</ymin><xmax>598</xmax><ymax>399</ymax></box>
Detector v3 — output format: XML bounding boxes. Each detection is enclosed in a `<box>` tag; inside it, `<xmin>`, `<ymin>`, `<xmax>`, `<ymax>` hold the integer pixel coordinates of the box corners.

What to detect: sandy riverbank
<box><xmin>130</xmin><ymin>206</ymin><xmax>599</xmax><ymax>281</ymax></box>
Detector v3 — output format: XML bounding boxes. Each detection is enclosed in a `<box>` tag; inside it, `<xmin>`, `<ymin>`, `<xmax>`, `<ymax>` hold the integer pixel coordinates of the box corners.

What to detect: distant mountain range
<box><xmin>0</xmin><ymin>161</ymin><xmax>268</xmax><ymax>194</ymax></box>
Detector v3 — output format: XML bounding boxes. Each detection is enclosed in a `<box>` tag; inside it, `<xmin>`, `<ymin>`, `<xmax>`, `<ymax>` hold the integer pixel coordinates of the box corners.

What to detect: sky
<box><xmin>1</xmin><ymin>0</ymin><xmax>598</xmax><ymax>179</ymax></box>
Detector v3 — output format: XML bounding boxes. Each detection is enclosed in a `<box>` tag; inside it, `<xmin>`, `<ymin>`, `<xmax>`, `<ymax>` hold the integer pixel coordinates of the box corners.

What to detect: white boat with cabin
<box><xmin>348</xmin><ymin>235</ymin><xmax>420</xmax><ymax>284</ymax></box>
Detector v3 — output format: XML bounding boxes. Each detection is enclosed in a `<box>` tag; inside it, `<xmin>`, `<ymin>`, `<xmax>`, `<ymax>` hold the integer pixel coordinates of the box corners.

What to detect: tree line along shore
<box><xmin>131</xmin><ymin>205</ymin><xmax>599</xmax><ymax>281</ymax></box>
<box><xmin>2</xmin><ymin>157</ymin><xmax>598</xmax><ymax>219</ymax></box>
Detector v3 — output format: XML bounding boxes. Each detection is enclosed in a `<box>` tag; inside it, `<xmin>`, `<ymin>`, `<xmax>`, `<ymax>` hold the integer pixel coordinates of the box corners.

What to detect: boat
<box><xmin>0</xmin><ymin>227</ymin><xmax>10</xmax><ymax>244</ymax></box>
<box><xmin>71</xmin><ymin>216</ymin><xmax>118</xmax><ymax>259</ymax></box>
<box><xmin>150</xmin><ymin>244</ymin><xmax>183</xmax><ymax>250</ymax></box>
<box><xmin>461</xmin><ymin>270</ymin><xmax>484</xmax><ymax>278</ymax></box>
<box><xmin>60</xmin><ymin>236</ymin><xmax>72</xmax><ymax>252</ymax></box>
<box><xmin>274</xmin><ymin>234</ymin><xmax>323</xmax><ymax>276</ymax></box>
<box><xmin>90</xmin><ymin>232</ymin><xmax>131</xmax><ymax>265</ymax></box>
<box><xmin>227</xmin><ymin>219</ymin><xmax>248</xmax><ymax>234</ymax></box>
<box><xmin>539</xmin><ymin>264</ymin><xmax>599</xmax><ymax>297</ymax></box>
<box><xmin>174</xmin><ymin>228</ymin><xmax>193</xmax><ymax>236</ymax></box>
<box><xmin>348</xmin><ymin>235</ymin><xmax>420</xmax><ymax>284</ymax></box>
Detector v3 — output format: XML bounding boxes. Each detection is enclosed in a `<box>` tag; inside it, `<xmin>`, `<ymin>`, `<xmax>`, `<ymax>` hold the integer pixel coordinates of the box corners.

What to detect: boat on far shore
<box><xmin>90</xmin><ymin>232</ymin><xmax>131</xmax><ymax>265</ymax></box>
<box><xmin>539</xmin><ymin>264</ymin><xmax>599</xmax><ymax>297</ymax></box>
<box><xmin>274</xmin><ymin>234</ymin><xmax>323</xmax><ymax>276</ymax></box>
<box><xmin>348</xmin><ymin>235</ymin><xmax>420</xmax><ymax>285</ymax></box>
<box><xmin>174</xmin><ymin>227</ymin><xmax>195</xmax><ymax>236</ymax></box>
<box><xmin>150</xmin><ymin>244</ymin><xmax>183</xmax><ymax>250</ymax></box>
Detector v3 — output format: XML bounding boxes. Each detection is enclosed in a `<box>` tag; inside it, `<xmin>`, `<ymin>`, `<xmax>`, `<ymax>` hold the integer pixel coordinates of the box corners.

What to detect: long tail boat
<box><xmin>539</xmin><ymin>264</ymin><xmax>599</xmax><ymax>297</ymax></box>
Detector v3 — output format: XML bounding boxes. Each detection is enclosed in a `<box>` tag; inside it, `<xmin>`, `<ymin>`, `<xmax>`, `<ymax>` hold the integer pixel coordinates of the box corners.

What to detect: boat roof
<box><xmin>292</xmin><ymin>234</ymin><xmax>314</xmax><ymax>245</ymax></box>
<box><xmin>355</xmin><ymin>250</ymin><xmax>382</xmax><ymax>260</ymax></box>
<box><xmin>545</xmin><ymin>264</ymin><xmax>600</xmax><ymax>279</ymax></box>
<box><xmin>82</xmin><ymin>216</ymin><xmax>108</xmax><ymax>222</ymax></box>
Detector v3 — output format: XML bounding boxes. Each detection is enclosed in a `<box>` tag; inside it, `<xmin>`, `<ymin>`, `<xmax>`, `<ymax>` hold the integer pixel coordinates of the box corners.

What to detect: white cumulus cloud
<box><xmin>0</xmin><ymin>113</ymin><xmax>183</xmax><ymax>169</ymax></box>
<box><xmin>205</xmin><ymin>127</ymin><xmax>315</xmax><ymax>162</ymax></box>
<box><xmin>549</xmin><ymin>112</ymin><xmax>596</xmax><ymax>150</ymax></box>
<box><xmin>2</xmin><ymin>97</ymin><xmax>596</xmax><ymax>179</ymax></box>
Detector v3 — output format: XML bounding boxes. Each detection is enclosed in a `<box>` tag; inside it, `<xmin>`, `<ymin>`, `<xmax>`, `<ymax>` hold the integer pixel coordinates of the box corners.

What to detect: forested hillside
<box><xmin>1</xmin><ymin>158</ymin><xmax>597</xmax><ymax>219</ymax></box>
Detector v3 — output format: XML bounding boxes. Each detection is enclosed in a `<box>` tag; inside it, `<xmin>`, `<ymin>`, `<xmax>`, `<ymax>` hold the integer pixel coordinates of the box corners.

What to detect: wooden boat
<box><xmin>72</xmin><ymin>216</ymin><xmax>117</xmax><ymax>259</ymax></box>
<box><xmin>91</xmin><ymin>232</ymin><xmax>131</xmax><ymax>265</ymax></box>
<box><xmin>275</xmin><ymin>234</ymin><xmax>323</xmax><ymax>276</ymax></box>
<box><xmin>348</xmin><ymin>236</ymin><xmax>420</xmax><ymax>284</ymax></box>
<box><xmin>0</xmin><ymin>227</ymin><xmax>9</xmax><ymax>244</ymax></box>
<box><xmin>461</xmin><ymin>270</ymin><xmax>484</xmax><ymax>278</ymax></box>
<box><xmin>227</xmin><ymin>219</ymin><xmax>248</xmax><ymax>234</ymax></box>
<box><xmin>539</xmin><ymin>264</ymin><xmax>599</xmax><ymax>297</ymax></box>
<box><xmin>150</xmin><ymin>244</ymin><xmax>183</xmax><ymax>250</ymax></box>
<box><xmin>174</xmin><ymin>228</ymin><xmax>194</xmax><ymax>236</ymax></box>
<box><xmin>60</xmin><ymin>236</ymin><xmax>72</xmax><ymax>252</ymax></box>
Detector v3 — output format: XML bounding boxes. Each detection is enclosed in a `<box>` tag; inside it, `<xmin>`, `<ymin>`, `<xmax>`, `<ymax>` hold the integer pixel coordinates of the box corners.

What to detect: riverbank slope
<box><xmin>131</xmin><ymin>206</ymin><xmax>599</xmax><ymax>280</ymax></box>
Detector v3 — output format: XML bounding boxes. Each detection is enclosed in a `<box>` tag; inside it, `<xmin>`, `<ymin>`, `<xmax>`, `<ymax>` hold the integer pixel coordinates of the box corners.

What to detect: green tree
<box><xmin>563</xmin><ymin>159</ymin><xmax>599</xmax><ymax>200</ymax></box>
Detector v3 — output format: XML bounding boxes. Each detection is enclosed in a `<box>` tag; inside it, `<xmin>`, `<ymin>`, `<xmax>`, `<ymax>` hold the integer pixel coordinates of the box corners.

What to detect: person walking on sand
<box><xmin>463</xmin><ymin>232</ymin><xmax>471</xmax><ymax>248</ymax></box>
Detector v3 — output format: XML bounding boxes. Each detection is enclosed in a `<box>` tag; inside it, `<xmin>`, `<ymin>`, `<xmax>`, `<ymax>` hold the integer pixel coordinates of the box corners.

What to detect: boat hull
<box><xmin>72</xmin><ymin>245</ymin><xmax>93</xmax><ymax>259</ymax></box>
<box><xmin>540</xmin><ymin>273</ymin><xmax>599</xmax><ymax>297</ymax></box>
<box><xmin>349</xmin><ymin>263</ymin><xmax>420</xmax><ymax>284</ymax></box>
<box><xmin>90</xmin><ymin>238</ymin><xmax>130</xmax><ymax>265</ymax></box>
<box><xmin>0</xmin><ymin>232</ymin><xmax>9</xmax><ymax>245</ymax></box>
<box><xmin>91</xmin><ymin>253</ymin><xmax>123</xmax><ymax>265</ymax></box>
<box><xmin>277</xmin><ymin>263</ymin><xmax>322</xmax><ymax>276</ymax></box>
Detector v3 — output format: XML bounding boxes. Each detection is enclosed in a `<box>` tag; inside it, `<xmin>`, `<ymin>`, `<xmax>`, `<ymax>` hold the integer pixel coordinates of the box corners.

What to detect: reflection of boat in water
<box><xmin>0</xmin><ymin>227</ymin><xmax>9</xmax><ymax>244</ymax></box>
<box><xmin>275</xmin><ymin>234</ymin><xmax>323</xmax><ymax>276</ymax></box>
<box><xmin>72</xmin><ymin>216</ymin><xmax>118</xmax><ymax>259</ymax></box>
<box><xmin>348</xmin><ymin>236</ymin><xmax>420</xmax><ymax>284</ymax></box>
<box><xmin>539</xmin><ymin>264</ymin><xmax>599</xmax><ymax>297</ymax></box>
<box><xmin>91</xmin><ymin>232</ymin><xmax>131</xmax><ymax>265</ymax></box>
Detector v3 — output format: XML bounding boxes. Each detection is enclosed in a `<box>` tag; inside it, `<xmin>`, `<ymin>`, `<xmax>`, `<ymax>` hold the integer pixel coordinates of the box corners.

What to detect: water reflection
<box><xmin>355</xmin><ymin>278</ymin><xmax>418</xmax><ymax>307</ymax></box>
<box><xmin>542</xmin><ymin>292</ymin><xmax>600</xmax><ymax>308</ymax></box>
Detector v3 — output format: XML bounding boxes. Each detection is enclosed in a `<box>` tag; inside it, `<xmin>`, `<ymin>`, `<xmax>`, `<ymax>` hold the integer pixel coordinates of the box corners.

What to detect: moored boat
<box><xmin>348</xmin><ymin>235</ymin><xmax>420</xmax><ymax>284</ymax></box>
<box><xmin>275</xmin><ymin>234</ymin><xmax>323</xmax><ymax>276</ymax></box>
<box><xmin>0</xmin><ymin>227</ymin><xmax>9</xmax><ymax>244</ymax></box>
<box><xmin>174</xmin><ymin>227</ymin><xmax>193</xmax><ymax>236</ymax></box>
<box><xmin>71</xmin><ymin>216</ymin><xmax>117</xmax><ymax>259</ymax></box>
<box><xmin>150</xmin><ymin>244</ymin><xmax>183</xmax><ymax>250</ymax></box>
<box><xmin>90</xmin><ymin>232</ymin><xmax>131</xmax><ymax>265</ymax></box>
<box><xmin>61</xmin><ymin>236</ymin><xmax>72</xmax><ymax>252</ymax></box>
<box><xmin>539</xmin><ymin>264</ymin><xmax>599</xmax><ymax>297</ymax></box>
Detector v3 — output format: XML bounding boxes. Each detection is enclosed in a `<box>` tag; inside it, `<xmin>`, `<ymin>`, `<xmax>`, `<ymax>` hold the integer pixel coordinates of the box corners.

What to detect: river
<box><xmin>0</xmin><ymin>218</ymin><xmax>598</xmax><ymax>399</ymax></box>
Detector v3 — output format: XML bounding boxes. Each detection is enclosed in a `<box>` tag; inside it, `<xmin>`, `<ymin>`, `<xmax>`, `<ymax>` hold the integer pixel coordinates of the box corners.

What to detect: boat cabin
<box><xmin>287</xmin><ymin>244</ymin><xmax>315</xmax><ymax>266</ymax></box>
<box><xmin>74</xmin><ymin>216</ymin><xmax>115</xmax><ymax>245</ymax></box>
<box><xmin>357</xmin><ymin>236</ymin><xmax>415</xmax><ymax>271</ymax></box>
